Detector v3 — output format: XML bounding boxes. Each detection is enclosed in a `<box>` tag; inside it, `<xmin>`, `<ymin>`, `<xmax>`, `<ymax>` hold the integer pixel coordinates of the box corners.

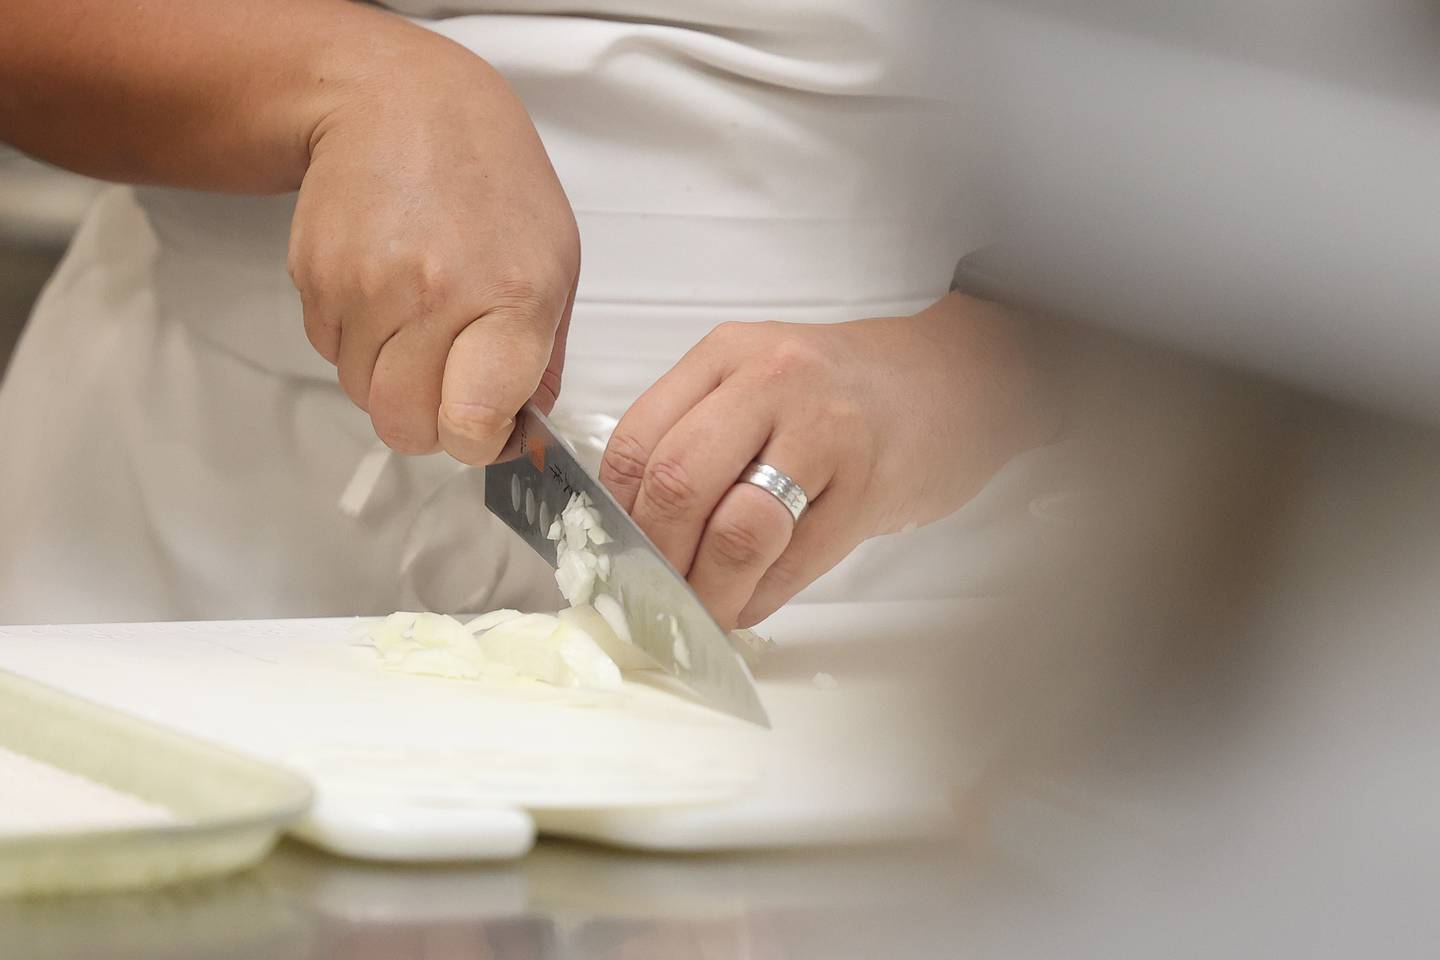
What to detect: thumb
<box><xmin>438</xmin><ymin>296</ymin><xmax>562</xmax><ymax>466</ymax></box>
<box><xmin>492</xmin><ymin>273</ymin><xmax>576</xmax><ymax>464</ymax></box>
<box><xmin>530</xmin><ymin>268</ymin><xmax>576</xmax><ymax>417</ymax></box>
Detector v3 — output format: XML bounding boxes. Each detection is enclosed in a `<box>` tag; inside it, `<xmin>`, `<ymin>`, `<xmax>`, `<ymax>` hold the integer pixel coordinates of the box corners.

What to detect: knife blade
<box><xmin>485</xmin><ymin>404</ymin><xmax>770</xmax><ymax>727</ymax></box>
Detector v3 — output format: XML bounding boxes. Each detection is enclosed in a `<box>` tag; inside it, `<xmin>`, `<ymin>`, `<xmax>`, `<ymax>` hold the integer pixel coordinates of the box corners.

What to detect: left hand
<box><xmin>599</xmin><ymin>294</ymin><xmax>1057</xmax><ymax>629</ymax></box>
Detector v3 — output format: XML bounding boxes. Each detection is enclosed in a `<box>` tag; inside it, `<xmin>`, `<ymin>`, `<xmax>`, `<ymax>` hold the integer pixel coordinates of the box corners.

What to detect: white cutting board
<box><xmin>0</xmin><ymin>600</ymin><xmax>989</xmax><ymax>861</ymax></box>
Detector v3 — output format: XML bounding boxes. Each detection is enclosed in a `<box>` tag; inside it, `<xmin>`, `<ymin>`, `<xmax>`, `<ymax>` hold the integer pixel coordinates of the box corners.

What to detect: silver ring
<box><xmin>740</xmin><ymin>461</ymin><xmax>808</xmax><ymax>523</ymax></box>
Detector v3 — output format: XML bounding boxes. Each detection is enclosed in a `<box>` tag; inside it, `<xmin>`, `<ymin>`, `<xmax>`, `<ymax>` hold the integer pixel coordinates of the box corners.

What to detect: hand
<box><xmin>600</xmin><ymin>295</ymin><xmax>1057</xmax><ymax>628</ymax></box>
<box><xmin>289</xmin><ymin>27</ymin><xmax>579</xmax><ymax>464</ymax></box>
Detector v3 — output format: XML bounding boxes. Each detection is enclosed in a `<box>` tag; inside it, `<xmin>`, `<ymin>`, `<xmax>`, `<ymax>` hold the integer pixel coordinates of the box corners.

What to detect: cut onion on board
<box><xmin>363</xmin><ymin>491</ymin><xmax>778</xmax><ymax>691</ymax></box>
<box><xmin>357</xmin><ymin>611</ymin><xmax>622</xmax><ymax>691</ymax></box>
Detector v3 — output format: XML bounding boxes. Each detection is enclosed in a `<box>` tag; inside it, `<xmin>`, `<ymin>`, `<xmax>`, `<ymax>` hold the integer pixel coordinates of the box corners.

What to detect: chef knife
<box><xmin>485</xmin><ymin>403</ymin><xmax>770</xmax><ymax>727</ymax></box>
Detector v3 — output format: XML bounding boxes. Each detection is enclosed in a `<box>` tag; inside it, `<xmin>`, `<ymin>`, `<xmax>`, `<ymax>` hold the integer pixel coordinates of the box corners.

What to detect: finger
<box><xmin>735</xmin><ymin>480</ymin><xmax>867</xmax><ymax>628</ymax></box>
<box><xmin>334</xmin><ymin>291</ymin><xmax>403</xmax><ymax>414</ymax></box>
<box><xmin>533</xmin><ymin>267</ymin><xmax>577</xmax><ymax>416</ymax></box>
<box><xmin>599</xmin><ymin>335</ymin><xmax>735</xmax><ymax>512</ymax></box>
<box><xmin>367</xmin><ymin>315</ymin><xmax>450</xmax><ymax>454</ymax></box>
<box><xmin>438</xmin><ymin>293</ymin><xmax>563</xmax><ymax>466</ymax></box>
<box><xmin>494</xmin><ymin>272</ymin><xmax>575</xmax><ymax>464</ymax></box>
<box><xmin>687</xmin><ymin>437</ymin><xmax>839</xmax><ymax>627</ymax></box>
<box><xmin>630</xmin><ymin>376</ymin><xmax>781</xmax><ymax>575</ymax></box>
<box><xmin>685</xmin><ymin>484</ymin><xmax>794</xmax><ymax>629</ymax></box>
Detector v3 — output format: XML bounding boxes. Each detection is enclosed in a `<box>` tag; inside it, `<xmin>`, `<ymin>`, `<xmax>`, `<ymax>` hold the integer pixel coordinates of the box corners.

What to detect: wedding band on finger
<box><xmin>739</xmin><ymin>461</ymin><xmax>809</xmax><ymax>524</ymax></box>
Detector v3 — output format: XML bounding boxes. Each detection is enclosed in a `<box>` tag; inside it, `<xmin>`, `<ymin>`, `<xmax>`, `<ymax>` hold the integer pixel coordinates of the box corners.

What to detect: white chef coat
<box><xmin>0</xmin><ymin>1</ymin><xmax>1049</xmax><ymax>624</ymax></box>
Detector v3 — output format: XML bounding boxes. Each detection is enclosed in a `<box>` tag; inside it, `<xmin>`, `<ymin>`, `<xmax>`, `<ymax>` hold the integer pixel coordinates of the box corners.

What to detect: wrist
<box><xmin>896</xmin><ymin>295</ymin><xmax>1061</xmax><ymax>516</ymax></box>
<box><xmin>932</xmin><ymin>293</ymin><xmax>1060</xmax><ymax>447</ymax></box>
<box><xmin>298</xmin><ymin>11</ymin><xmax>500</xmax><ymax>181</ymax></box>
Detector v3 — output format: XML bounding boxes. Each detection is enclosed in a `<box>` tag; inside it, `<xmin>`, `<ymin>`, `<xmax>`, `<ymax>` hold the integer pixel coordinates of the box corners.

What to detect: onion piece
<box><xmin>592</xmin><ymin>594</ymin><xmax>632</xmax><ymax>645</ymax></box>
<box><xmin>552</xmin><ymin>490</ymin><xmax>613</xmax><ymax>608</ymax></box>
<box><xmin>732</xmin><ymin>627</ymin><xmax>776</xmax><ymax>667</ymax></box>
<box><xmin>555</xmin><ymin>551</ymin><xmax>597</xmax><ymax>607</ymax></box>
<box><xmin>558</xmin><ymin>604</ymin><xmax>658</xmax><ymax>671</ymax></box>
<box><xmin>360</xmin><ymin>611</ymin><xmax>622</xmax><ymax>691</ymax></box>
<box><xmin>465</xmin><ymin>608</ymin><xmax>524</xmax><ymax>632</ymax></box>
<box><xmin>478</xmin><ymin>612</ymin><xmax>622</xmax><ymax>690</ymax></box>
<box><xmin>411</xmin><ymin>612</ymin><xmax>469</xmax><ymax>648</ymax></box>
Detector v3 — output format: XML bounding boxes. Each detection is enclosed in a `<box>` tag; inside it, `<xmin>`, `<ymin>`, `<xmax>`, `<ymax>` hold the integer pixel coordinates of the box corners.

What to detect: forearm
<box><xmin>0</xmin><ymin>0</ymin><xmax>457</xmax><ymax>193</ymax></box>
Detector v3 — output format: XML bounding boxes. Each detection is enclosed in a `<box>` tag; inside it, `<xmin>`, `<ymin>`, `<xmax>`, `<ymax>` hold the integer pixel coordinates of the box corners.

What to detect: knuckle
<box><xmin>768</xmin><ymin>336</ymin><xmax>825</xmax><ymax>379</ymax></box>
<box><xmin>600</xmin><ymin>432</ymin><xmax>650</xmax><ymax>490</ymax></box>
<box><xmin>353</xmin><ymin>246</ymin><xmax>460</xmax><ymax>313</ymax></box>
<box><xmin>412</xmin><ymin>255</ymin><xmax>457</xmax><ymax>312</ymax></box>
<box><xmin>482</xmin><ymin>274</ymin><xmax>551</xmax><ymax>318</ymax></box>
<box><xmin>640</xmin><ymin>457</ymin><xmax>701</xmax><ymax>522</ymax></box>
<box><xmin>354</xmin><ymin>260</ymin><xmax>390</xmax><ymax>304</ymax></box>
<box><xmin>285</xmin><ymin>230</ymin><xmax>315</xmax><ymax>286</ymax></box>
<box><xmin>706</xmin><ymin>515</ymin><xmax>772</xmax><ymax>571</ymax></box>
<box><xmin>705</xmin><ymin>320</ymin><xmax>750</xmax><ymax>347</ymax></box>
<box><xmin>285</xmin><ymin>250</ymin><xmax>305</xmax><ymax>286</ymax></box>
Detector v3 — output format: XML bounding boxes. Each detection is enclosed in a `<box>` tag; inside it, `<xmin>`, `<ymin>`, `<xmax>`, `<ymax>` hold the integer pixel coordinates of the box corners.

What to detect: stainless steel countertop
<box><xmin>3</xmin><ymin>838</ymin><xmax>983</xmax><ymax>959</ymax></box>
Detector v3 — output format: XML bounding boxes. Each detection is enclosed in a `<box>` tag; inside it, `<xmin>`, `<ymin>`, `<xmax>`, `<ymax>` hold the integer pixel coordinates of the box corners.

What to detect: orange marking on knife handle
<box><xmin>528</xmin><ymin>436</ymin><xmax>545</xmax><ymax>473</ymax></box>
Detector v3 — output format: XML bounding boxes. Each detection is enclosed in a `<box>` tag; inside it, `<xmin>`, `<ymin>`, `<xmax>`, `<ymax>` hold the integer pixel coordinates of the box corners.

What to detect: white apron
<box><xmin>0</xmin><ymin>1</ymin><xmax>1053</xmax><ymax>624</ymax></box>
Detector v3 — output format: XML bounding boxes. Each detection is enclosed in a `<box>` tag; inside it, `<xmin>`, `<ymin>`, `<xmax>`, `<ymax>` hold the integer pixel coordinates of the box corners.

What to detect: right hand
<box><xmin>288</xmin><ymin>27</ymin><xmax>579</xmax><ymax>464</ymax></box>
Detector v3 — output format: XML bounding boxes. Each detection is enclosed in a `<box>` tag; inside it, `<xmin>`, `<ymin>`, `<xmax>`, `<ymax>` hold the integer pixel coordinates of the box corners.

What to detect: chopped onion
<box><xmin>411</xmin><ymin>612</ymin><xmax>469</xmax><ymax>648</ymax></box>
<box><xmin>366</xmin><ymin>488</ymin><xmax>781</xmax><ymax>696</ymax></box>
<box><xmin>732</xmin><ymin>627</ymin><xmax>776</xmax><ymax>667</ymax></box>
<box><xmin>358</xmin><ymin>610</ymin><xmax>621</xmax><ymax>691</ymax></box>
<box><xmin>484</xmin><ymin>613</ymin><xmax>620</xmax><ymax>689</ymax></box>
<box><xmin>550</xmin><ymin>490</ymin><xmax>615</xmax><ymax>609</ymax></box>
<box><xmin>564</xmin><ymin>521</ymin><xmax>587</xmax><ymax>552</ymax></box>
<box><xmin>555</xmin><ymin>550</ymin><xmax>597</xmax><ymax>607</ymax></box>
